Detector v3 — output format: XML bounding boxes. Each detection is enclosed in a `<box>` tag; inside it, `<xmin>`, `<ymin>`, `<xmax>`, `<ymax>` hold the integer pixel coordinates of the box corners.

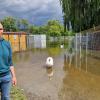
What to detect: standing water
<box><xmin>13</xmin><ymin>35</ymin><xmax>100</xmax><ymax>100</ymax></box>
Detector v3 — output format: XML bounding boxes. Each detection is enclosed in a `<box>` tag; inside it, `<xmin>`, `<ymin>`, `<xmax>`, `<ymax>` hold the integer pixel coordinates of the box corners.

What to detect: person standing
<box><xmin>0</xmin><ymin>23</ymin><xmax>17</xmax><ymax>100</ymax></box>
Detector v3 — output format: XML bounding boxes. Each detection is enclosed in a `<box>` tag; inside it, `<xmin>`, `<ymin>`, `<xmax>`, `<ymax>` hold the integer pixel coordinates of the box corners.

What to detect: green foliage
<box><xmin>47</xmin><ymin>41</ymin><xmax>61</xmax><ymax>48</ymax></box>
<box><xmin>20</xmin><ymin>19</ymin><xmax>29</xmax><ymax>31</ymax></box>
<box><xmin>18</xmin><ymin>19</ymin><xmax>29</xmax><ymax>31</ymax></box>
<box><xmin>11</xmin><ymin>86</ymin><xmax>27</xmax><ymax>100</ymax></box>
<box><xmin>60</xmin><ymin>0</ymin><xmax>100</xmax><ymax>32</ymax></box>
<box><xmin>46</xmin><ymin>20</ymin><xmax>64</xmax><ymax>36</ymax></box>
<box><xmin>1</xmin><ymin>16</ymin><xmax>74</xmax><ymax>36</ymax></box>
<box><xmin>38</xmin><ymin>26</ymin><xmax>48</xmax><ymax>34</ymax></box>
<box><xmin>1</xmin><ymin>17</ymin><xmax>18</xmax><ymax>32</ymax></box>
<box><xmin>28</xmin><ymin>25</ymin><xmax>39</xmax><ymax>34</ymax></box>
<box><xmin>67</xmin><ymin>31</ymin><xmax>75</xmax><ymax>36</ymax></box>
<box><xmin>29</xmin><ymin>20</ymin><xmax>64</xmax><ymax>36</ymax></box>
<box><xmin>1</xmin><ymin>16</ymin><xmax>29</xmax><ymax>32</ymax></box>
<box><xmin>62</xmin><ymin>31</ymin><xmax>75</xmax><ymax>36</ymax></box>
<box><xmin>47</xmin><ymin>25</ymin><xmax>61</xmax><ymax>36</ymax></box>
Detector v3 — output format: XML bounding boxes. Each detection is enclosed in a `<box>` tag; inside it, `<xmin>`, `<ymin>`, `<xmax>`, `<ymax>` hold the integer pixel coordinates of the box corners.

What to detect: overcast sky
<box><xmin>0</xmin><ymin>0</ymin><xmax>63</xmax><ymax>25</ymax></box>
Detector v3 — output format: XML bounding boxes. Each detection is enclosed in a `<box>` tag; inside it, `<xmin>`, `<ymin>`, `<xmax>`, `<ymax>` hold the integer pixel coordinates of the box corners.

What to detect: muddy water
<box><xmin>13</xmin><ymin>48</ymin><xmax>100</xmax><ymax>100</ymax></box>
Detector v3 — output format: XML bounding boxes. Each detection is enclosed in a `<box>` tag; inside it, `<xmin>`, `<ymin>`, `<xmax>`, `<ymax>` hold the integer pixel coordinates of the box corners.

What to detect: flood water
<box><xmin>13</xmin><ymin>43</ymin><xmax>100</xmax><ymax>100</ymax></box>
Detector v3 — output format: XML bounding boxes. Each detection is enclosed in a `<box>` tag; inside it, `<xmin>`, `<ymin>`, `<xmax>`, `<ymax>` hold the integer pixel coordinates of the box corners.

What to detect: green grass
<box><xmin>11</xmin><ymin>86</ymin><xmax>27</xmax><ymax>100</ymax></box>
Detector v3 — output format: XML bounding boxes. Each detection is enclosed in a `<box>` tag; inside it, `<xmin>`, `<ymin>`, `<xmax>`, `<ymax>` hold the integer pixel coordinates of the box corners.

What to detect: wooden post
<box><xmin>18</xmin><ymin>34</ymin><xmax>21</xmax><ymax>52</ymax></box>
<box><xmin>75</xmin><ymin>34</ymin><xmax>78</xmax><ymax>68</ymax></box>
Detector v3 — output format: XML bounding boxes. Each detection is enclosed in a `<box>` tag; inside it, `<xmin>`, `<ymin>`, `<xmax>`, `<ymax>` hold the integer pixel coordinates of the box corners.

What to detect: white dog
<box><xmin>60</xmin><ymin>44</ymin><xmax>64</xmax><ymax>48</ymax></box>
<box><xmin>46</xmin><ymin>57</ymin><xmax>53</xmax><ymax>67</ymax></box>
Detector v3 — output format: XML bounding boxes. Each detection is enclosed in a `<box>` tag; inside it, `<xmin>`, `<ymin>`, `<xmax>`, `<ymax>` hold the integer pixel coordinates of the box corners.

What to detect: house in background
<box><xmin>3</xmin><ymin>32</ymin><xmax>27</xmax><ymax>52</ymax></box>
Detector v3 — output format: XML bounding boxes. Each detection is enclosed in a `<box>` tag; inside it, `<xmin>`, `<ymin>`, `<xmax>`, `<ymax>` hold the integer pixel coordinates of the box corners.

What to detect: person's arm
<box><xmin>10</xmin><ymin>66</ymin><xmax>17</xmax><ymax>86</ymax></box>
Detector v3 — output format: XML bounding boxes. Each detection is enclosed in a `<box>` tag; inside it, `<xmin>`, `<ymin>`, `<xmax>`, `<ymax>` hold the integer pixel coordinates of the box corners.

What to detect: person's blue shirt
<box><xmin>0</xmin><ymin>38</ymin><xmax>13</xmax><ymax>74</ymax></box>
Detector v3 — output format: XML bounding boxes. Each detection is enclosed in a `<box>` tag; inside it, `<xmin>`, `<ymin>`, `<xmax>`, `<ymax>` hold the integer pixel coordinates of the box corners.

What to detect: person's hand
<box><xmin>12</xmin><ymin>76</ymin><xmax>17</xmax><ymax>86</ymax></box>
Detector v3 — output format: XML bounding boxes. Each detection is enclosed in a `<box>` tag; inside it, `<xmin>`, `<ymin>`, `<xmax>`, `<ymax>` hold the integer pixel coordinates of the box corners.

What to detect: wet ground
<box><xmin>13</xmin><ymin>48</ymin><xmax>100</xmax><ymax>100</ymax></box>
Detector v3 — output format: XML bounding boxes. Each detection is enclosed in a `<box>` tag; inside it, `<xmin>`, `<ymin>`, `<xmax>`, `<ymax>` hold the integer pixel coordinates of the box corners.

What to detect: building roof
<box><xmin>3</xmin><ymin>32</ymin><xmax>26</xmax><ymax>35</ymax></box>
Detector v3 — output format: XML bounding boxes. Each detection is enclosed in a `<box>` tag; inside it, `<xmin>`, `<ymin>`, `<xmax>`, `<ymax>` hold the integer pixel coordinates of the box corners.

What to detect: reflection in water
<box><xmin>63</xmin><ymin>54</ymin><xmax>68</xmax><ymax>71</ymax></box>
<box><xmin>13</xmin><ymin>51</ymin><xmax>30</xmax><ymax>63</ymax></box>
<box><xmin>47</xmin><ymin>48</ymin><xmax>61</xmax><ymax>57</ymax></box>
<box><xmin>59</xmin><ymin>35</ymin><xmax>100</xmax><ymax>100</ymax></box>
<box><xmin>45</xmin><ymin>56</ymin><xmax>54</xmax><ymax>80</ymax></box>
<box><xmin>59</xmin><ymin>50</ymin><xmax>100</xmax><ymax>100</ymax></box>
<box><xmin>64</xmin><ymin>44</ymin><xmax>75</xmax><ymax>68</ymax></box>
<box><xmin>46</xmin><ymin>67</ymin><xmax>54</xmax><ymax>80</ymax></box>
<box><xmin>13</xmin><ymin>38</ymin><xmax>100</xmax><ymax>100</ymax></box>
<box><xmin>67</xmin><ymin>51</ymin><xmax>74</xmax><ymax>68</ymax></box>
<box><xmin>59</xmin><ymin>66</ymin><xmax>100</xmax><ymax>100</ymax></box>
<box><xmin>74</xmin><ymin>33</ymin><xmax>100</xmax><ymax>75</ymax></box>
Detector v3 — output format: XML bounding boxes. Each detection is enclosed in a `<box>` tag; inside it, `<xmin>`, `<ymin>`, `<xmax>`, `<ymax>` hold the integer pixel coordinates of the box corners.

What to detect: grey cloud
<box><xmin>0</xmin><ymin>0</ymin><xmax>63</xmax><ymax>25</ymax></box>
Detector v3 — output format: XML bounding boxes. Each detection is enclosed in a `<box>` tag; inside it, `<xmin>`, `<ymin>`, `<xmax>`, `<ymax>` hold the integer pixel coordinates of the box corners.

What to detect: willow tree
<box><xmin>60</xmin><ymin>0</ymin><xmax>100</xmax><ymax>32</ymax></box>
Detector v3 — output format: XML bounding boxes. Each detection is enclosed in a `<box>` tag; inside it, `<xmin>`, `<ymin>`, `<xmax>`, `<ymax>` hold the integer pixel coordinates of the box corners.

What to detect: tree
<box><xmin>46</xmin><ymin>20</ymin><xmax>64</xmax><ymax>36</ymax></box>
<box><xmin>28</xmin><ymin>25</ymin><xmax>39</xmax><ymax>34</ymax></box>
<box><xmin>38</xmin><ymin>26</ymin><xmax>48</xmax><ymax>34</ymax></box>
<box><xmin>28</xmin><ymin>20</ymin><xmax>64</xmax><ymax>36</ymax></box>
<box><xmin>19</xmin><ymin>19</ymin><xmax>29</xmax><ymax>31</ymax></box>
<box><xmin>60</xmin><ymin>0</ymin><xmax>100</xmax><ymax>32</ymax></box>
<box><xmin>1</xmin><ymin>16</ymin><xmax>18</xmax><ymax>32</ymax></box>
